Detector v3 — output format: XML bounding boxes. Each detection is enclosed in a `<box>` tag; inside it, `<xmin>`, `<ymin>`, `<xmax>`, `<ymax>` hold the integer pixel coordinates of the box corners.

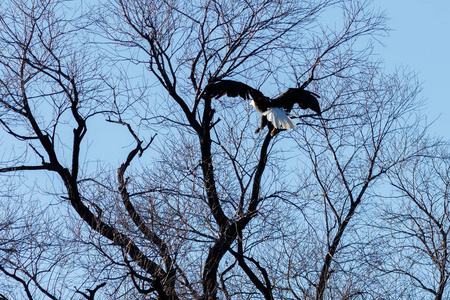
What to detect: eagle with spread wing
<box><xmin>202</xmin><ymin>80</ymin><xmax>321</xmax><ymax>136</ymax></box>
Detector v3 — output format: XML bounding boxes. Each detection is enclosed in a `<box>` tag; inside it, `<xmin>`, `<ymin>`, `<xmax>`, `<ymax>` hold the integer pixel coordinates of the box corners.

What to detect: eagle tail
<box><xmin>262</xmin><ymin>107</ymin><xmax>296</xmax><ymax>129</ymax></box>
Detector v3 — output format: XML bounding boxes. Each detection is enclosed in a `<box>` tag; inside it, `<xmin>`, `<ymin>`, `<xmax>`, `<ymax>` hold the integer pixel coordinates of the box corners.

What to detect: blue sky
<box><xmin>374</xmin><ymin>0</ymin><xmax>450</xmax><ymax>139</ymax></box>
<box><xmin>84</xmin><ymin>1</ymin><xmax>450</xmax><ymax>164</ymax></box>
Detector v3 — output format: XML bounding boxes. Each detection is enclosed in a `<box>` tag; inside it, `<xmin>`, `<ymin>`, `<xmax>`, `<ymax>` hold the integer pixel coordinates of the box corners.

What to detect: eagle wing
<box><xmin>273</xmin><ymin>88</ymin><xmax>321</xmax><ymax>115</ymax></box>
<box><xmin>202</xmin><ymin>80</ymin><xmax>269</xmax><ymax>106</ymax></box>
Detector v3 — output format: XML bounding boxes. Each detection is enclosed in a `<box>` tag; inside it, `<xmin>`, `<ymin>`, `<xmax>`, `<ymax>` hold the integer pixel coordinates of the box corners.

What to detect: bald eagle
<box><xmin>202</xmin><ymin>80</ymin><xmax>321</xmax><ymax>136</ymax></box>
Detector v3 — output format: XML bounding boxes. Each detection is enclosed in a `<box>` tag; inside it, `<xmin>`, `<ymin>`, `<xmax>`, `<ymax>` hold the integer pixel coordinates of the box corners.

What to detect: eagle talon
<box><xmin>270</xmin><ymin>129</ymin><xmax>278</xmax><ymax>136</ymax></box>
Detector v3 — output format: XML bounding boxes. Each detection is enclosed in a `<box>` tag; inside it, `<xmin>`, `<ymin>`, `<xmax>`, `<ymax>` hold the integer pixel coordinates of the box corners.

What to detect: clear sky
<box><xmin>374</xmin><ymin>0</ymin><xmax>450</xmax><ymax>139</ymax></box>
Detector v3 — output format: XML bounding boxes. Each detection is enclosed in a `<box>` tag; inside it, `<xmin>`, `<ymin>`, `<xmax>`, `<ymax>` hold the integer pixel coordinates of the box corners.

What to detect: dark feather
<box><xmin>272</xmin><ymin>88</ymin><xmax>321</xmax><ymax>115</ymax></box>
<box><xmin>202</xmin><ymin>80</ymin><xmax>253</xmax><ymax>100</ymax></box>
<box><xmin>202</xmin><ymin>80</ymin><xmax>270</xmax><ymax>109</ymax></box>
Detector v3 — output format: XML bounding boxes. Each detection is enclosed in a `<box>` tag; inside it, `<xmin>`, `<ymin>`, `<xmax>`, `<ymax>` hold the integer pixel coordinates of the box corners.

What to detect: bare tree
<box><xmin>278</xmin><ymin>67</ymin><xmax>427</xmax><ymax>299</ymax></box>
<box><xmin>378</xmin><ymin>143</ymin><xmax>450</xmax><ymax>300</ymax></box>
<box><xmin>0</xmin><ymin>0</ymin><xmax>436</xmax><ymax>299</ymax></box>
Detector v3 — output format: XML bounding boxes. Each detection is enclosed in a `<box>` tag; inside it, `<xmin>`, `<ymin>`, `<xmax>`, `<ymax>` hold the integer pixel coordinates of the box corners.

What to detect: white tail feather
<box><xmin>262</xmin><ymin>107</ymin><xmax>296</xmax><ymax>129</ymax></box>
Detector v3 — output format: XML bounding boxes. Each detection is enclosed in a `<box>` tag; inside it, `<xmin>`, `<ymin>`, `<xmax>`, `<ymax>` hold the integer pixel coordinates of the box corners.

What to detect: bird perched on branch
<box><xmin>202</xmin><ymin>79</ymin><xmax>321</xmax><ymax>136</ymax></box>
